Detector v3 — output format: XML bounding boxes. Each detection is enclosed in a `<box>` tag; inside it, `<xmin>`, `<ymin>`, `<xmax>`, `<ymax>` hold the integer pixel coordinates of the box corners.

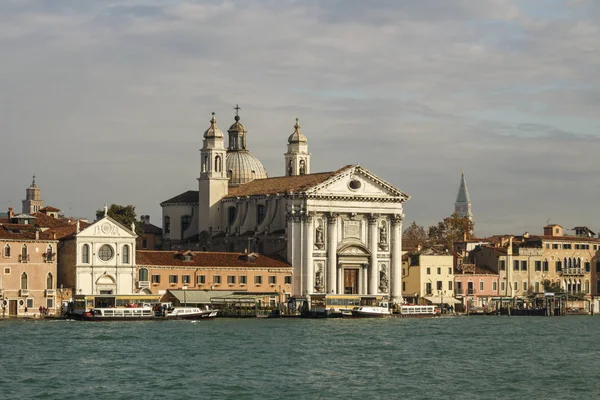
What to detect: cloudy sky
<box><xmin>1</xmin><ymin>0</ymin><xmax>599</xmax><ymax>236</ymax></box>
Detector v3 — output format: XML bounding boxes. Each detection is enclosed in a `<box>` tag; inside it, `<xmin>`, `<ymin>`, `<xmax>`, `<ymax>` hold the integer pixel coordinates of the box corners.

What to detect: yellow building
<box><xmin>471</xmin><ymin>225</ymin><xmax>600</xmax><ymax>300</ymax></box>
<box><xmin>402</xmin><ymin>247</ymin><xmax>456</xmax><ymax>306</ymax></box>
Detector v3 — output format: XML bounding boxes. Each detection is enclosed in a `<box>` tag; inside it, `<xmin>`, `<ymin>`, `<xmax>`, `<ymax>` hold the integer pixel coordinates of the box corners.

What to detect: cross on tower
<box><xmin>234</xmin><ymin>104</ymin><xmax>241</xmax><ymax>116</ymax></box>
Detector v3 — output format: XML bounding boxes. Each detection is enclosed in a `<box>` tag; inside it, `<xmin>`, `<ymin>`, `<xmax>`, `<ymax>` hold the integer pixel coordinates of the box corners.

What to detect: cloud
<box><xmin>1</xmin><ymin>0</ymin><xmax>599</xmax><ymax>236</ymax></box>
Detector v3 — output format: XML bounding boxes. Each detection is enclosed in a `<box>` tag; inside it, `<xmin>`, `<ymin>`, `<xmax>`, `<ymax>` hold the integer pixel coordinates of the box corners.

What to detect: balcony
<box><xmin>467</xmin><ymin>289</ymin><xmax>474</xmax><ymax>295</ymax></box>
<box><xmin>20</xmin><ymin>289</ymin><xmax>29</xmax><ymax>297</ymax></box>
<box><xmin>455</xmin><ymin>288</ymin><xmax>463</xmax><ymax>295</ymax></box>
<box><xmin>561</xmin><ymin>268</ymin><xmax>585</xmax><ymax>276</ymax></box>
<box><xmin>18</xmin><ymin>254</ymin><xmax>30</xmax><ymax>263</ymax></box>
<box><xmin>45</xmin><ymin>289</ymin><xmax>55</xmax><ymax>297</ymax></box>
<box><xmin>43</xmin><ymin>253</ymin><xmax>56</xmax><ymax>262</ymax></box>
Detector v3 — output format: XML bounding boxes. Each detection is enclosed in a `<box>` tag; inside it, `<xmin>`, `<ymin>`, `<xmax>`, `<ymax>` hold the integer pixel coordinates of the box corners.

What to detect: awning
<box><xmin>423</xmin><ymin>296</ymin><xmax>461</xmax><ymax>305</ymax></box>
<box><xmin>167</xmin><ymin>289</ymin><xmax>235</xmax><ymax>304</ymax></box>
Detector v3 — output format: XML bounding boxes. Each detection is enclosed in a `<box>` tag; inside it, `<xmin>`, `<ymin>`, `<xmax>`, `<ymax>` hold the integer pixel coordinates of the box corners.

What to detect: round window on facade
<box><xmin>98</xmin><ymin>245</ymin><xmax>114</xmax><ymax>262</ymax></box>
<box><xmin>349</xmin><ymin>179</ymin><xmax>362</xmax><ymax>190</ymax></box>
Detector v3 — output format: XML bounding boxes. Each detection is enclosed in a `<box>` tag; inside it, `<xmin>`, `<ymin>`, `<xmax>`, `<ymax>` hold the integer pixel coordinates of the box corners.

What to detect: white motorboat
<box><xmin>165</xmin><ymin>307</ymin><xmax>218</xmax><ymax>320</ymax></box>
<box><xmin>80</xmin><ymin>307</ymin><xmax>155</xmax><ymax>321</ymax></box>
<box><xmin>351</xmin><ymin>301</ymin><xmax>392</xmax><ymax>318</ymax></box>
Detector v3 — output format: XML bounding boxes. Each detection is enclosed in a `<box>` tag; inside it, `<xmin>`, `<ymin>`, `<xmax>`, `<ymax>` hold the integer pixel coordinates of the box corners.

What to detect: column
<box><xmin>391</xmin><ymin>214</ymin><xmax>404</xmax><ymax>304</ymax></box>
<box><xmin>286</xmin><ymin>210</ymin><xmax>300</xmax><ymax>296</ymax></box>
<box><xmin>337</xmin><ymin>266</ymin><xmax>343</xmax><ymax>294</ymax></box>
<box><xmin>362</xmin><ymin>264</ymin><xmax>368</xmax><ymax>295</ymax></box>
<box><xmin>368</xmin><ymin>214</ymin><xmax>379</xmax><ymax>295</ymax></box>
<box><xmin>304</xmin><ymin>212</ymin><xmax>314</xmax><ymax>295</ymax></box>
<box><xmin>326</xmin><ymin>213</ymin><xmax>338</xmax><ymax>294</ymax></box>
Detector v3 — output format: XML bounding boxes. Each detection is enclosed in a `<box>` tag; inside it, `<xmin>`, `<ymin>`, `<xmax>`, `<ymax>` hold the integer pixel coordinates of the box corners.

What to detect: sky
<box><xmin>1</xmin><ymin>0</ymin><xmax>600</xmax><ymax>237</ymax></box>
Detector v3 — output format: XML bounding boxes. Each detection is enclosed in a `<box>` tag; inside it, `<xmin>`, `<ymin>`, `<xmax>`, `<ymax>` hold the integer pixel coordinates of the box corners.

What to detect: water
<box><xmin>1</xmin><ymin>316</ymin><xmax>598</xmax><ymax>400</ymax></box>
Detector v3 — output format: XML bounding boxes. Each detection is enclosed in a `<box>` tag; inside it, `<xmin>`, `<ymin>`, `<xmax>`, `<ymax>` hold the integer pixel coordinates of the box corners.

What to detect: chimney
<box><xmin>417</xmin><ymin>244</ymin><xmax>421</xmax><ymax>252</ymax></box>
<box><xmin>8</xmin><ymin>207</ymin><xmax>14</xmax><ymax>220</ymax></box>
<box><xmin>53</xmin><ymin>232</ymin><xmax>56</xmax><ymax>240</ymax></box>
<box><xmin>35</xmin><ymin>229</ymin><xmax>39</xmax><ymax>240</ymax></box>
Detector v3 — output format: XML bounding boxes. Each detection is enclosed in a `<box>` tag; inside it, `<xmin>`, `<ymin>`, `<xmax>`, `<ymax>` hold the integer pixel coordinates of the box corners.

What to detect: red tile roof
<box><xmin>41</xmin><ymin>221</ymin><xmax>91</xmax><ymax>240</ymax></box>
<box><xmin>32</xmin><ymin>212</ymin><xmax>71</xmax><ymax>228</ymax></box>
<box><xmin>224</xmin><ymin>166</ymin><xmax>352</xmax><ymax>198</ymax></box>
<box><xmin>136</xmin><ymin>250</ymin><xmax>292</xmax><ymax>269</ymax></box>
<box><xmin>40</xmin><ymin>206</ymin><xmax>60</xmax><ymax>212</ymax></box>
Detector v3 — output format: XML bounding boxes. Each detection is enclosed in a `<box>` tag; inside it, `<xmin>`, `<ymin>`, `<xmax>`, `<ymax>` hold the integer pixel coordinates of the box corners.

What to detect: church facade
<box><xmin>161</xmin><ymin>109</ymin><xmax>410</xmax><ymax>303</ymax></box>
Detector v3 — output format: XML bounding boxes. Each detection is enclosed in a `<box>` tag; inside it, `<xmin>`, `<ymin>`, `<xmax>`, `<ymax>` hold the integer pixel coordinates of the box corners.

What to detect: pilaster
<box><xmin>391</xmin><ymin>213</ymin><xmax>404</xmax><ymax>304</ymax></box>
<box><xmin>327</xmin><ymin>212</ymin><xmax>338</xmax><ymax>294</ymax></box>
<box><xmin>368</xmin><ymin>213</ymin><xmax>379</xmax><ymax>295</ymax></box>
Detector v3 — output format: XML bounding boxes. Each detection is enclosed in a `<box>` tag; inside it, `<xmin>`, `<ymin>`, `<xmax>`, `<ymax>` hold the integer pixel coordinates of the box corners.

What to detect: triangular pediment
<box><xmin>77</xmin><ymin>216</ymin><xmax>136</xmax><ymax>239</ymax></box>
<box><xmin>306</xmin><ymin>165</ymin><xmax>409</xmax><ymax>201</ymax></box>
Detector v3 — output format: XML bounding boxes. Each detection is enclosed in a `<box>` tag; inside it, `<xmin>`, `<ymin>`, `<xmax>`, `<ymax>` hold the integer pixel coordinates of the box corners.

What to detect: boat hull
<box><xmin>350</xmin><ymin>311</ymin><xmax>392</xmax><ymax>318</ymax></box>
<box><xmin>164</xmin><ymin>311</ymin><xmax>218</xmax><ymax>320</ymax></box>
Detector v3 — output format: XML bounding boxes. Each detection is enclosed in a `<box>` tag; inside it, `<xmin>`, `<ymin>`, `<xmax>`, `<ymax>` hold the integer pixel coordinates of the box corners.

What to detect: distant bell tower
<box><xmin>22</xmin><ymin>175</ymin><xmax>44</xmax><ymax>215</ymax></box>
<box><xmin>284</xmin><ymin>118</ymin><xmax>310</xmax><ymax>176</ymax></box>
<box><xmin>198</xmin><ymin>113</ymin><xmax>228</xmax><ymax>234</ymax></box>
<box><xmin>455</xmin><ymin>170</ymin><xmax>473</xmax><ymax>221</ymax></box>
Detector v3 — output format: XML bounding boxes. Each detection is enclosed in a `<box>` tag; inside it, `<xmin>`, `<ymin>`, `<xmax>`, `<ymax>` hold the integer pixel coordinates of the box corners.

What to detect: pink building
<box><xmin>454</xmin><ymin>264</ymin><xmax>498</xmax><ymax>309</ymax></box>
<box><xmin>1</xmin><ymin>227</ymin><xmax>59</xmax><ymax>317</ymax></box>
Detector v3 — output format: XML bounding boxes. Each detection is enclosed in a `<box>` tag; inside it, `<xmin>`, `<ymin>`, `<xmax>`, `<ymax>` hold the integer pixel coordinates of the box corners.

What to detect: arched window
<box><xmin>164</xmin><ymin>216</ymin><xmax>171</xmax><ymax>234</ymax></box>
<box><xmin>47</xmin><ymin>273</ymin><xmax>53</xmax><ymax>290</ymax></box>
<box><xmin>21</xmin><ymin>245</ymin><xmax>28</xmax><ymax>262</ymax></box>
<box><xmin>202</xmin><ymin>155</ymin><xmax>208</xmax><ymax>172</ymax></box>
<box><xmin>288</xmin><ymin>160</ymin><xmax>293</xmax><ymax>176</ymax></box>
<box><xmin>138</xmin><ymin>268</ymin><xmax>149</xmax><ymax>282</ymax></box>
<box><xmin>257</xmin><ymin>205</ymin><xmax>266</xmax><ymax>225</ymax></box>
<box><xmin>21</xmin><ymin>272</ymin><xmax>28</xmax><ymax>290</ymax></box>
<box><xmin>228</xmin><ymin>207</ymin><xmax>237</xmax><ymax>226</ymax></box>
<box><xmin>82</xmin><ymin>244</ymin><xmax>90</xmax><ymax>264</ymax></box>
<box><xmin>122</xmin><ymin>245</ymin><xmax>130</xmax><ymax>264</ymax></box>
<box><xmin>3</xmin><ymin>244</ymin><xmax>10</xmax><ymax>257</ymax></box>
<box><xmin>215</xmin><ymin>155</ymin><xmax>222</xmax><ymax>172</ymax></box>
<box><xmin>585</xmin><ymin>280</ymin><xmax>590</xmax><ymax>294</ymax></box>
<box><xmin>299</xmin><ymin>159</ymin><xmax>306</xmax><ymax>175</ymax></box>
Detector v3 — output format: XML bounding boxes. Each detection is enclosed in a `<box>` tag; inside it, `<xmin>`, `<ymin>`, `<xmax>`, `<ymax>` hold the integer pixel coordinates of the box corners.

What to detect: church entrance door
<box><xmin>344</xmin><ymin>268</ymin><xmax>359</xmax><ymax>294</ymax></box>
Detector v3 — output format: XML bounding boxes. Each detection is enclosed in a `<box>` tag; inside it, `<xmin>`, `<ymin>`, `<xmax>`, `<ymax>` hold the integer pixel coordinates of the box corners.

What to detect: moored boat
<box><xmin>165</xmin><ymin>307</ymin><xmax>218</xmax><ymax>320</ymax></box>
<box><xmin>351</xmin><ymin>301</ymin><xmax>392</xmax><ymax>318</ymax></box>
<box><xmin>80</xmin><ymin>307</ymin><xmax>155</xmax><ymax>321</ymax></box>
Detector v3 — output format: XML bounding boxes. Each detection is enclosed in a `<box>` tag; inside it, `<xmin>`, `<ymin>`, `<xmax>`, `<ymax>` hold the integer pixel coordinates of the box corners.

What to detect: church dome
<box><xmin>287</xmin><ymin>118</ymin><xmax>307</xmax><ymax>143</ymax></box>
<box><xmin>226</xmin><ymin>151</ymin><xmax>268</xmax><ymax>186</ymax></box>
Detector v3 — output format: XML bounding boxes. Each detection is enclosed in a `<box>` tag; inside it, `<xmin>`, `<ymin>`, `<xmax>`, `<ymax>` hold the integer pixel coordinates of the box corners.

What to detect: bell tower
<box><xmin>198</xmin><ymin>113</ymin><xmax>228</xmax><ymax>233</ymax></box>
<box><xmin>22</xmin><ymin>175</ymin><xmax>44</xmax><ymax>214</ymax></box>
<box><xmin>455</xmin><ymin>170</ymin><xmax>473</xmax><ymax>221</ymax></box>
<box><xmin>284</xmin><ymin>118</ymin><xmax>310</xmax><ymax>176</ymax></box>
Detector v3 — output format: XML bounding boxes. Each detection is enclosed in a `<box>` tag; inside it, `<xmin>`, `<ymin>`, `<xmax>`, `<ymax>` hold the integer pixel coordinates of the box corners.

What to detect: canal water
<box><xmin>0</xmin><ymin>316</ymin><xmax>598</xmax><ymax>399</ymax></box>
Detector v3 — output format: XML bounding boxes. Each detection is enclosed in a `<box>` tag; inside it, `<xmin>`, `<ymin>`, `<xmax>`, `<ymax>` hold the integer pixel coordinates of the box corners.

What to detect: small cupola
<box><xmin>287</xmin><ymin>118</ymin><xmax>307</xmax><ymax>144</ymax></box>
<box><xmin>204</xmin><ymin>112</ymin><xmax>224</xmax><ymax>139</ymax></box>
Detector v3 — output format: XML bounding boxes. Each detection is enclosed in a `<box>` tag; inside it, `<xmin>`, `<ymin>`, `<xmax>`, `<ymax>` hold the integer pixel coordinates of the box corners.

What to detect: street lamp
<box><xmin>182</xmin><ymin>285</ymin><xmax>187</xmax><ymax>307</ymax></box>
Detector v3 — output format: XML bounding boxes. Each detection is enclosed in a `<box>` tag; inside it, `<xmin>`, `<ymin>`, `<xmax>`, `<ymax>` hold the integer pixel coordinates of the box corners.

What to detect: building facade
<box><xmin>161</xmin><ymin>110</ymin><xmax>410</xmax><ymax>303</ymax></box>
<box><xmin>470</xmin><ymin>225</ymin><xmax>600</xmax><ymax>301</ymax></box>
<box><xmin>135</xmin><ymin>250</ymin><xmax>293</xmax><ymax>303</ymax></box>
<box><xmin>1</xmin><ymin>228</ymin><xmax>58</xmax><ymax>316</ymax></box>
<box><xmin>453</xmin><ymin>263</ymin><xmax>499</xmax><ymax>308</ymax></box>
<box><xmin>402</xmin><ymin>248</ymin><xmax>456</xmax><ymax>306</ymax></box>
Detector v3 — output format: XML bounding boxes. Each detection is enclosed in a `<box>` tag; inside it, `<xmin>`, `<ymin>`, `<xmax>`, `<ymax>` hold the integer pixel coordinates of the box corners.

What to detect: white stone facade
<box><xmin>161</xmin><ymin>111</ymin><xmax>410</xmax><ymax>303</ymax></box>
<box><xmin>72</xmin><ymin>216</ymin><xmax>137</xmax><ymax>296</ymax></box>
